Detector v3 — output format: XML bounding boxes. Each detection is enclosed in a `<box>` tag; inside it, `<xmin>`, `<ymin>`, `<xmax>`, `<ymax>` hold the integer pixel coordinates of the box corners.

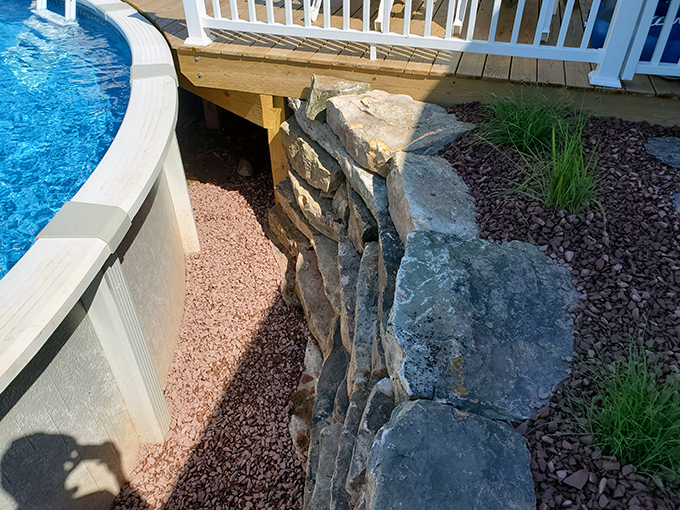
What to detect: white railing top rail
<box><xmin>181</xmin><ymin>0</ymin><xmax>680</xmax><ymax>88</ymax></box>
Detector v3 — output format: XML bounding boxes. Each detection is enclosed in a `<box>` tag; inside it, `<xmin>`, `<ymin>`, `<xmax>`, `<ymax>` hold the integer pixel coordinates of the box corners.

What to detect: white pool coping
<box><xmin>0</xmin><ymin>0</ymin><xmax>180</xmax><ymax>394</ymax></box>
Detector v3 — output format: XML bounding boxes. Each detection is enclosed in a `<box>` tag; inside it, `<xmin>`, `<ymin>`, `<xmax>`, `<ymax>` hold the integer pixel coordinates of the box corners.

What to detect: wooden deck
<box><xmin>123</xmin><ymin>0</ymin><xmax>679</xmax><ymax>193</ymax></box>
<box><xmin>128</xmin><ymin>0</ymin><xmax>680</xmax><ymax>98</ymax></box>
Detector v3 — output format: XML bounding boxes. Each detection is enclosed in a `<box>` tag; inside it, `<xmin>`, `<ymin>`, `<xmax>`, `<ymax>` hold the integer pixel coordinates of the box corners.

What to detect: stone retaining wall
<box><xmin>268</xmin><ymin>76</ymin><xmax>580</xmax><ymax>510</ymax></box>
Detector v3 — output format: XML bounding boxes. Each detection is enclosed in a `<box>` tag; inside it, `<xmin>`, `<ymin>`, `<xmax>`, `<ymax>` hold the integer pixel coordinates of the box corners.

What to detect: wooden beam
<box><xmin>176</xmin><ymin>49</ymin><xmax>680</xmax><ymax>127</ymax></box>
<box><xmin>179</xmin><ymin>73</ymin><xmax>274</xmax><ymax>129</ymax></box>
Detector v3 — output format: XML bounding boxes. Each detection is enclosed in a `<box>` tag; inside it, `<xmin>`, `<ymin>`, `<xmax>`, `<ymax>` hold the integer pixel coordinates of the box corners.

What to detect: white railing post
<box><xmin>182</xmin><ymin>0</ymin><xmax>215</xmax><ymax>46</ymax></box>
<box><xmin>65</xmin><ymin>0</ymin><xmax>76</xmax><ymax>20</ymax></box>
<box><xmin>588</xmin><ymin>0</ymin><xmax>647</xmax><ymax>88</ymax></box>
<box><xmin>35</xmin><ymin>0</ymin><xmax>47</xmax><ymax>10</ymax></box>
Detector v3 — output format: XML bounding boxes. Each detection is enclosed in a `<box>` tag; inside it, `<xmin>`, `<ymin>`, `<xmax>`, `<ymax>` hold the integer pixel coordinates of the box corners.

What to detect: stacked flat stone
<box><xmin>269</xmin><ymin>76</ymin><xmax>580</xmax><ymax>510</ymax></box>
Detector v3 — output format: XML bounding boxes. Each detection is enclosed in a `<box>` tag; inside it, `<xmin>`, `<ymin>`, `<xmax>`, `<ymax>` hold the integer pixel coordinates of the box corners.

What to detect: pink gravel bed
<box><xmin>112</xmin><ymin>146</ymin><xmax>308</xmax><ymax>509</ymax></box>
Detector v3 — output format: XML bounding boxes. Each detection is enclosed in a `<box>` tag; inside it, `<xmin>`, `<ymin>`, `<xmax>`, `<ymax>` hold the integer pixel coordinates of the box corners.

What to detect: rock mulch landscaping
<box><xmin>111</xmin><ymin>104</ymin><xmax>308</xmax><ymax>510</ymax></box>
<box><xmin>443</xmin><ymin>103</ymin><xmax>680</xmax><ymax>510</ymax></box>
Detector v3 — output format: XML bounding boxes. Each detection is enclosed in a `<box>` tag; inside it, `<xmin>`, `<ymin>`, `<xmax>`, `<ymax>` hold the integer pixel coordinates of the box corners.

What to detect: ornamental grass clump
<box><xmin>571</xmin><ymin>345</ymin><xmax>680</xmax><ymax>484</ymax></box>
<box><xmin>481</xmin><ymin>91</ymin><xmax>575</xmax><ymax>154</ymax></box>
<box><xmin>516</xmin><ymin>120</ymin><xmax>601</xmax><ymax>214</ymax></box>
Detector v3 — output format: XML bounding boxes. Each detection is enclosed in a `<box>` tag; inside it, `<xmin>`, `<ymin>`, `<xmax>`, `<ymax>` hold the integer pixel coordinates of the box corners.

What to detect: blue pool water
<box><xmin>0</xmin><ymin>1</ymin><xmax>131</xmax><ymax>278</ymax></box>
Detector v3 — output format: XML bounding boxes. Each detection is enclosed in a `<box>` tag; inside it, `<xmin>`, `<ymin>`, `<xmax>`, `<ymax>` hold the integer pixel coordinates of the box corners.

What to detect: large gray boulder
<box><xmin>348</xmin><ymin>187</ymin><xmax>378</xmax><ymax>254</ymax></box>
<box><xmin>305</xmin><ymin>74</ymin><xmax>371</xmax><ymax>121</ymax></box>
<box><xmin>386</xmin><ymin>152</ymin><xmax>478</xmax><ymax>245</ymax></box>
<box><xmin>295</xmin><ymin>247</ymin><xmax>339</xmax><ymax>359</ymax></box>
<box><xmin>281</xmin><ymin>117</ymin><xmax>345</xmax><ymax>192</ymax></box>
<box><xmin>289</xmin><ymin>98</ymin><xmax>389</xmax><ymax>218</ymax></box>
<box><xmin>326</xmin><ymin>90</ymin><xmax>474</xmax><ymax>177</ymax></box>
<box><xmin>348</xmin><ymin>242</ymin><xmax>379</xmax><ymax>394</ymax></box>
<box><xmin>346</xmin><ymin>378</ymin><xmax>394</xmax><ymax>503</ymax></box>
<box><xmin>645</xmin><ymin>136</ymin><xmax>680</xmax><ymax>169</ymax></box>
<box><xmin>290</xmin><ymin>168</ymin><xmax>341</xmax><ymax>242</ymax></box>
<box><xmin>386</xmin><ymin>230</ymin><xmax>578</xmax><ymax>421</ymax></box>
<box><xmin>366</xmin><ymin>400</ymin><xmax>535</xmax><ymax>510</ymax></box>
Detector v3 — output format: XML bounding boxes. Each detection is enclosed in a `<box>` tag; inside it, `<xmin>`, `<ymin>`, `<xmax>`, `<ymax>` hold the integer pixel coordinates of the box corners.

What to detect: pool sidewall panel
<box><xmin>117</xmin><ymin>170</ymin><xmax>186</xmax><ymax>386</ymax></box>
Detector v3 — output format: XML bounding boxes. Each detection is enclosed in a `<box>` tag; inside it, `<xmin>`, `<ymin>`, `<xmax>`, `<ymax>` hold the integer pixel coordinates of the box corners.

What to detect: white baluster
<box><xmin>488</xmin><ymin>0</ymin><xmax>501</xmax><ymax>42</ymax></box>
<box><xmin>423</xmin><ymin>0</ymin><xmax>434</xmax><ymax>37</ymax></box>
<box><xmin>230</xmin><ymin>0</ymin><xmax>240</xmax><ymax>21</ymax></box>
<box><xmin>510</xmin><ymin>0</ymin><xmax>526</xmax><ymax>44</ymax></box>
<box><xmin>65</xmin><ymin>0</ymin><xmax>76</xmax><ymax>20</ymax></box>
<box><xmin>556</xmin><ymin>0</ymin><xmax>576</xmax><ymax>48</ymax></box>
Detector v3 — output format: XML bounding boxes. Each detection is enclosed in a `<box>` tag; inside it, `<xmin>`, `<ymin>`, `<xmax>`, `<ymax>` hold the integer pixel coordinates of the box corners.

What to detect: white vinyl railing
<box><xmin>182</xmin><ymin>0</ymin><xmax>680</xmax><ymax>88</ymax></box>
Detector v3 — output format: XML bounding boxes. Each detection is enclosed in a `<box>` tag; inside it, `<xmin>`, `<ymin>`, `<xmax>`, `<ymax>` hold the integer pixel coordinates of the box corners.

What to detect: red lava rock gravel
<box><xmin>443</xmin><ymin>104</ymin><xmax>680</xmax><ymax>510</ymax></box>
<box><xmin>111</xmin><ymin>102</ymin><xmax>308</xmax><ymax>509</ymax></box>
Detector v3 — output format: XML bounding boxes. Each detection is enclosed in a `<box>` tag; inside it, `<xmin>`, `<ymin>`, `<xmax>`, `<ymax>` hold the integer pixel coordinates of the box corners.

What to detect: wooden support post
<box><xmin>265</xmin><ymin>95</ymin><xmax>289</xmax><ymax>190</ymax></box>
<box><xmin>202</xmin><ymin>98</ymin><xmax>221</xmax><ymax>130</ymax></box>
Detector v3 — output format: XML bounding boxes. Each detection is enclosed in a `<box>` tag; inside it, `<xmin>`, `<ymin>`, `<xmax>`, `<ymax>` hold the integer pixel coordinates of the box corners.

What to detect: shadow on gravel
<box><xmin>161</xmin><ymin>299</ymin><xmax>308</xmax><ymax>510</ymax></box>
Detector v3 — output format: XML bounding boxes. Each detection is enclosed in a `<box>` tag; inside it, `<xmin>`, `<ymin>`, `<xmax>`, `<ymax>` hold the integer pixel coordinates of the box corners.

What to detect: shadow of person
<box><xmin>1</xmin><ymin>433</ymin><xmax>147</xmax><ymax>510</ymax></box>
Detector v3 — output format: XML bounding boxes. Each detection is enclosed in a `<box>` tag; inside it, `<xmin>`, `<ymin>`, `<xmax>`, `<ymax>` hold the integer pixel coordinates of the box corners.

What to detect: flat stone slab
<box><xmin>346</xmin><ymin>378</ymin><xmax>394</xmax><ymax>502</ymax></box>
<box><xmin>366</xmin><ymin>400</ymin><xmax>535</xmax><ymax>510</ymax></box>
<box><xmin>376</xmin><ymin>209</ymin><xmax>403</xmax><ymax>361</ymax></box>
<box><xmin>296</xmin><ymin>247</ymin><xmax>339</xmax><ymax>359</ymax></box>
<box><xmin>645</xmin><ymin>136</ymin><xmax>680</xmax><ymax>169</ymax></box>
<box><xmin>290</xmin><ymin>98</ymin><xmax>389</xmax><ymax>218</ymax></box>
<box><xmin>330</xmin><ymin>375</ymin><xmax>372</xmax><ymax>510</ymax></box>
<box><xmin>311</xmin><ymin>422</ymin><xmax>343</xmax><ymax>510</ymax></box>
<box><xmin>289</xmin><ymin>338</ymin><xmax>324</xmax><ymax>460</ymax></box>
<box><xmin>338</xmin><ymin>228</ymin><xmax>361</xmax><ymax>353</ymax></box>
<box><xmin>268</xmin><ymin>202</ymin><xmax>310</xmax><ymax>259</ymax></box>
<box><xmin>386</xmin><ymin>230</ymin><xmax>578</xmax><ymax>421</ymax></box>
<box><xmin>276</xmin><ymin>178</ymin><xmax>318</xmax><ymax>241</ymax></box>
<box><xmin>305</xmin><ymin>330</ymin><xmax>349</xmax><ymax>510</ymax></box>
<box><xmin>290</xmin><ymin>168</ymin><xmax>341</xmax><ymax>241</ymax></box>
<box><xmin>326</xmin><ymin>90</ymin><xmax>474</xmax><ymax>177</ymax></box>
<box><xmin>387</xmin><ymin>152</ymin><xmax>478</xmax><ymax>245</ymax></box>
<box><xmin>332</xmin><ymin>181</ymin><xmax>349</xmax><ymax>223</ymax></box>
<box><xmin>313</xmin><ymin>234</ymin><xmax>342</xmax><ymax>315</ymax></box>
<box><xmin>348</xmin><ymin>242</ymin><xmax>380</xmax><ymax>392</ymax></box>
<box><xmin>305</xmin><ymin>74</ymin><xmax>371</xmax><ymax>122</ymax></box>
<box><xmin>281</xmin><ymin>117</ymin><xmax>345</xmax><ymax>193</ymax></box>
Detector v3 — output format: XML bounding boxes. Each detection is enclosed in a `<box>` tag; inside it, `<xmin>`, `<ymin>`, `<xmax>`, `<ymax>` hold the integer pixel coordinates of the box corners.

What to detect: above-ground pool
<box><xmin>0</xmin><ymin>1</ymin><xmax>131</xmax><ymax>278</ymax></box>
<box><xmin>0</xmin><ymin>1</ymin><xmax>199</xmax><ymax>507</ymax></box>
